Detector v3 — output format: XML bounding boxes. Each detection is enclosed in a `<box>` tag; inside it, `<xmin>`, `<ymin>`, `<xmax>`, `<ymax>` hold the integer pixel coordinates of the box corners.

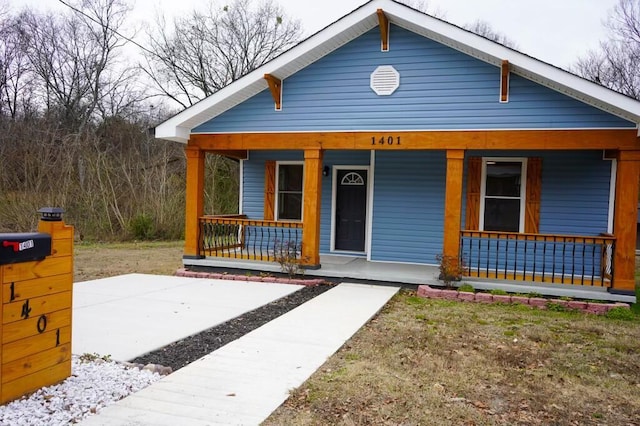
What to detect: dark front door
<box><xmin>335</xmin><ymin>170</ymin><xmax>367</xmax><ymax>252</ymax></box>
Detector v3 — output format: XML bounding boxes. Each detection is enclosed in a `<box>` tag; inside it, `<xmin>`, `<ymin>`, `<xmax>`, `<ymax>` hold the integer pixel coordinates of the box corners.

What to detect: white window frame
<box><xmin>330</xmin><ymin>165</ymin><xmax>371</xmax><ymax>254</ymax></box>
<box><xmin>275</xmin><ymin>161</ymin><xmax>304</xmax><ymax>222</ymax></box>
<box><xmin>479</xmin><ymin>157</ymin><xmax>527</xmax><ymax>233</ymax></box>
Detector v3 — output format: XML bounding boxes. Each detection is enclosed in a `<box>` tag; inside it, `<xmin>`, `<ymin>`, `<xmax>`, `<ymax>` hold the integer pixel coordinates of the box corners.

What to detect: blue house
<box><xmin>156</xmin><ymin>0</ymin><xmax>640</xmax><ymax>300</ymax></box>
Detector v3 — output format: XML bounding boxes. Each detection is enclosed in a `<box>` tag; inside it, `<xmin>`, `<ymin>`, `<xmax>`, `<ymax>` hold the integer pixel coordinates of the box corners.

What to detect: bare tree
<box><xmin>464</xmin><ymin>19</ymin><xmax>518</xmax><ymax>48</ymax></box>
<box><xmin>574</xmin><ymin>0</ymin><xmax>640</xmax><ymax>100</ymax></box>
<box><xmin>0</xmin><ymin>8</ymin><xmax>35</xmax><ymax>118</ymax></box>
<box><xmin>142</xmin><ymin>0</ymin><xmax>302</xmax><ymax>108</ymax></box>
<box><xmin>397</xmin><ymin>0</ymin><xmax>446</xmax><ymax>18</ymax></box>
<box><xmin>20</xmin><ymin>0</ymin><xmax>142</xmax><ymax>130</ymax></box>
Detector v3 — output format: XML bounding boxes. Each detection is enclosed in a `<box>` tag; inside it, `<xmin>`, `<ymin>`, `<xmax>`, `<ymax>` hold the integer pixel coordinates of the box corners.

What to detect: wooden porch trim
<box><xmin>377</xmin><ymin>9</ymin><xmax>390</xmax><ymax>51</ymax></box>
<box><xmin>189</xmin><ymin>129</ymin><xmax>639</xmax><ymax>151</ymax></box>
<box><xmin>443</xmin><ymin>149</ymin><xmax>465</xmax><ymax>262</ymax></box>
<box><xmin>209</xmin><ymin>150</ymin><xmax>248</xmax><ymax>160</ymax></box>
<box><xmin>184</xmin><ymin>145</ymin><xmax>205</xmax><ymax>258</ymax></box>
<box><xmin>301</xmin><ymin>149</ymin><xmax>323</xmax><ymax>267</ymax></box>
<box><xmin>500</xmin><ymin>60</ymin><xmax>510</xmax><ymax>102</ymax></box>
<box><xmin>264</xmin><ymin>74</ymin><xmax>282</xmax><ymax>110</ymax></box>
<box><xmin>612</xmin><ymin>149</ymin><xmax>640</xmax><ymax>293</ymax></box>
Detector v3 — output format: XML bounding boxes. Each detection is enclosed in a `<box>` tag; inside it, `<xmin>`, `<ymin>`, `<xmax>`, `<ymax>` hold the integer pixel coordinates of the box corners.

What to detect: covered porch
<box><xmin>182</xmin><ymin>130</ymin><xmax>640</xmax><ymax>301</ymax></box>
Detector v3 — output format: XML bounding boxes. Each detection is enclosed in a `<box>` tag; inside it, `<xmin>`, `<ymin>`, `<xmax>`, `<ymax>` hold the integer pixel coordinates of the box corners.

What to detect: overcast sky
<box><xmin>16</xmin><ymin>0</ymin><xmax>619</xmax><ymax>69</ymax></box>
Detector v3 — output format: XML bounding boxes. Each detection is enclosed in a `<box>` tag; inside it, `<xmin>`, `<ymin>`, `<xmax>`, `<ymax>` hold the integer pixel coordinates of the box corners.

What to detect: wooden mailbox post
<box><xmin>0</xmin><ymin>208</ymin><xmax>73</xmax><ymax>404</ymax></box>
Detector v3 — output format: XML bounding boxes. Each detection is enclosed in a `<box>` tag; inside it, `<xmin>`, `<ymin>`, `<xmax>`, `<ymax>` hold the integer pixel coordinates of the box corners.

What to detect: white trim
<box><xmin>189</xmin><ymin>126</ymin><xmax>635</xmax><ymax>136</ymax></box>
<box><xmin>238</xmin><ymin>159</ymin><xmax>244</xmax><ymax>215</ymax></box>
<box><xmin>330</xmin><ymin>165</ymin><xmax>371</xmax><ymax>254</ymax></box>
<box><xmin>367</xmin><ymin>150</ymin><xmax>375</xmax><ymax>261</ymax></box>
<box><xmin>275</xmin><ymin>161</ymin><xmax>304</xmax><ymax>222</ymax></box>
<box><xmin>155</xmin><ymin>0</ymin><xmax>640</xmax><ymax>143</ymax></box>
<box><xmin>479</xmin><ymin>157</ymin><xmax>527</xmax><ymax>233</ymax></box>
<box><xmin>608</xmin><ymin>159</ymin><xmax>617</xmax><ymax>234</ymax></box>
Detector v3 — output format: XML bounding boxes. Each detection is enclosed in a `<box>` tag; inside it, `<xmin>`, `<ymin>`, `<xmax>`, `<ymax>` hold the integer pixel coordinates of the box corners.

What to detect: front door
<box><xmin>335</xmin><ymin>169</ymin><xmax>367</xmax><ymax>252</ymax></box>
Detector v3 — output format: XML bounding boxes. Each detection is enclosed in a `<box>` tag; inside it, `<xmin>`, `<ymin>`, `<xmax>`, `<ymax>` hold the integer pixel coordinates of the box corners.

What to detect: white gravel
<box><xmin>0</xmin><ymin>355</ymin><xmax>164</xmax><ymax>425</ymax></box>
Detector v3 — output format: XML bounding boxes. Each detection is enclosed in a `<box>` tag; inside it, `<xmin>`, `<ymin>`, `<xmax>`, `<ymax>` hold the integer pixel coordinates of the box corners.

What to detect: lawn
<box><xmin>264</xmin><ymin>293</ymin><xmax>640</xmax><ymax>425</ymax></box>
<box><xmin>74</xmin><ymin>240</ymin><xmax>184</xmax><ymax>282</ymax></box>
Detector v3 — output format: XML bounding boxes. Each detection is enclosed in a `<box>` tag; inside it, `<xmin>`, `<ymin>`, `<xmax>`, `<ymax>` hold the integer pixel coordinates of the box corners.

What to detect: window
<box><xmin>481</xmin><ymin>159</ymin><xmax>526</xmax><ymax>232</ymax></box>
<box><xmin>276</xmin><ymin>163</ymin><xmax>303</xmax><ymax>221</ymax></box>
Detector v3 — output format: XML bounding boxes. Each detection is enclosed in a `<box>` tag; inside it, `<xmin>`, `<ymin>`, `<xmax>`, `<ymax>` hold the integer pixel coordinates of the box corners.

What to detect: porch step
<box><xmin>80</xmin><ymin>283</ymin><xmax>400</xmax><ymax>425</ymax></box>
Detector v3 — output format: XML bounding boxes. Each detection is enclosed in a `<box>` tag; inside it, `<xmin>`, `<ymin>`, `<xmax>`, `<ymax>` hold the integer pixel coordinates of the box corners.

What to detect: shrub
<box><xmin>458</xmin><ymin>283</ymin><xmax>475</xmax><ymax>293</ymax></box>
<box><xmin>274</xmin><ymin>239</ymin><xmax>305</xmax><ymax>278</ymax></box>
<box><xmin>605</xmin><ymin>307</ymin><xmax>635</xmax><ymax>321</ymax></box>
<box><xmin>130</xmin><ymin>213</ymin><xmax>155</xmax><ymax>240</ymax></box>
<box><xmin>435</xmin><ymin>254</ymin><xmax>467</xmax><ymax>288</ymax></box>
<box><xmin>490</xmin><ymin>289</ymin><xmax>508</xmax><ymax>296</ymax></box>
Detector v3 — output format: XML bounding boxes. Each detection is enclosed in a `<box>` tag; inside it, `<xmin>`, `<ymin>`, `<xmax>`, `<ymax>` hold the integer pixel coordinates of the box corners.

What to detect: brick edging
<box><xmin>416</xmin><ymin>285</ymin><xmax>630</xmax><ymax>315</ymax></box>
<box><xmin>175</xmin><ymin>268</ymin><xmax>324</xmax><ymax>286</ymax></box>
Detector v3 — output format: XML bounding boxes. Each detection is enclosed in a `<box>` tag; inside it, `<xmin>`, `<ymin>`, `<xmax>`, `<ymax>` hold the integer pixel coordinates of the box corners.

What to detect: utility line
<box><xmin>56</xmin><ymin>0</ymin><xmax>158</xmax><ymax>57</ymax></box>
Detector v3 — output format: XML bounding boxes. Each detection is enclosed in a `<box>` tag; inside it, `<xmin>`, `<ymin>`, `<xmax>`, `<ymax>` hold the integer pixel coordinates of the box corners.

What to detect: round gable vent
<box><xmin>370</xmin><ymin>65</ymin><xmax>400</xmax><ymax>96</ymax></box>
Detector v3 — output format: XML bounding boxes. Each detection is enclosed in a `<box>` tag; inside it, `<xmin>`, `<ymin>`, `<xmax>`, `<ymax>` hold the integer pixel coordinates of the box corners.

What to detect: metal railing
<box><xmin>459</xmin><ymin>231</ymin><xmax>615</xmax><ymax>287</ymax></box>
<box><xmin>199</xmin><ymin>215</ymin><xmax>303</xmax><ymax>262</ymax></box>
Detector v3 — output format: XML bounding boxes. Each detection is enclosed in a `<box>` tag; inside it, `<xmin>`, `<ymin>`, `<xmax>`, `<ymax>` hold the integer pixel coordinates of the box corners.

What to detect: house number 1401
<box><xmin>371</xmin><ymin>136</ymin><xmax>401</xmax><ymax>146</ymax></box>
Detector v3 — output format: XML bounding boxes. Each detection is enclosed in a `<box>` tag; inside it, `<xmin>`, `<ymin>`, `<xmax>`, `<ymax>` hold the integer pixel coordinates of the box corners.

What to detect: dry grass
<box><xmin>74</xmin><ymin>241</ymin><xmax>184</xmax><ymax>282</ymax></box>
<box><xmin>265</xmin><ymin>292</ymin><xmax>640</xmax><ymax>426</ymax></box>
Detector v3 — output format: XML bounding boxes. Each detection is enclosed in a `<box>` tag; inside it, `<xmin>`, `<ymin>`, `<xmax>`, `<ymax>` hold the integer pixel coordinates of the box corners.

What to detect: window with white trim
<box><xmin>481</xmin><ymin>159</ymin><xmax>527</xmax><ymax>232</ymax></box>
<box><xmin>276</xmin><ymin>163</ymin><xmax>303</xmax><ymax>221</ymax></box>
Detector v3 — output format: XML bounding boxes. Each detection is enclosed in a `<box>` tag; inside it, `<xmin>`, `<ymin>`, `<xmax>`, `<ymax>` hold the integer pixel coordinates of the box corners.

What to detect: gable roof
<box><xmin>155</xmin><ymin>0</ymin><xmax>640</xmax><ymax>143</ymax></box>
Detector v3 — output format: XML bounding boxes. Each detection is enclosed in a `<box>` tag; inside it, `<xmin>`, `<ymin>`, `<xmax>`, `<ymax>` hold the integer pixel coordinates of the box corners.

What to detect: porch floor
<box><xmin>184</xmin><ymin>255</ymin><xmax>636</xmax><ymax>303</ymax></box>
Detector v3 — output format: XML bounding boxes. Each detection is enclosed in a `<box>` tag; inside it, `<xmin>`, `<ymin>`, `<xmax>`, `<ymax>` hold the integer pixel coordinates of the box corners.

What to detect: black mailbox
<box><xmin>0</xmin><ymin>233</ymin><xmax>52</xmax><ymax>265</ymax></box>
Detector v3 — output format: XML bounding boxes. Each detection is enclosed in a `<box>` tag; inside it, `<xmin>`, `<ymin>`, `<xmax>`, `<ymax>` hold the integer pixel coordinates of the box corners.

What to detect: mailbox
<box><xmin>0</xmin><ymin>208</ymin><xmax>73</xmax><ymax>404</ymax></box>
<box><xmin>0</xmin><ymin>233</ymin><xmax>52</xmax><ymax>265</ymax></box>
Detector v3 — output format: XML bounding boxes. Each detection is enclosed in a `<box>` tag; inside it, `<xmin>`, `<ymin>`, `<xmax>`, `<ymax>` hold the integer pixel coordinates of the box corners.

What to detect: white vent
<box><xmin>370</xmin><ymin>65</ymin><xmax>400</xmax><ymax>96</ymax></box>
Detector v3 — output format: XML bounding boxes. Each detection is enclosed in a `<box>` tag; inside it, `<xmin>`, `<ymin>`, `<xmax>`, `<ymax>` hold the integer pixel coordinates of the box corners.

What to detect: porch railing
<box><xmin>459</xmin><ymin>231</ymin><xmax>615</xmax><ymax>287</ymax></box>
<box><xmin>199</xmin><ymin>215</ymin><xmax>303</xmax><ymax>262</ymax></box>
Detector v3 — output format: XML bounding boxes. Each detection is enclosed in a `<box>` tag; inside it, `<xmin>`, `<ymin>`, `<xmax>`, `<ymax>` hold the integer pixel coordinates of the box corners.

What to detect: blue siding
<box><xmin>243</xmin><ymin>150</ymin><xmax>370</xmax><ymax>254</ymax></box>
<box><xmin>242</xmin><ymin>151</ymin><xmax>303</xmax><ymax>219</ymax></box>
<box><xmin>243</xmin><ymin>149</ymin><xmax>612</xmax><ymax>267</ymax></box>
<box><xmin>370</xmin><ymin>151</ymin><xmax>446</xmax><ymax>265</ymax></box>
<box><xmin>195</xmin><ymin>26</ymin><xmax>634</xmax><ymax>134</ymax></box>
<box><xmin>466</xmin><ymin>150</ymin><xmax>612</xmax><ymax>235</ymax></box>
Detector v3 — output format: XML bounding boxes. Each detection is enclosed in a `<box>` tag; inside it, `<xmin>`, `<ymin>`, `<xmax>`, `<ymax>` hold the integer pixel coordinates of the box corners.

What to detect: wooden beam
<box><xmin>612</xmin><ymin>149</ymin><xmax>640</xmax><ymax>293</ymax></box>
<box><xmin>377</xmin><ymin>9</ymin><xmax>389</xmax><ymax>51</ymax></box>
<box><xmin>500</xmin><ymin>60</ymin><xmax>510</xmax><ymax>102</ymax></box>
<box><xmin>263</xmin><ymin>74</ymin><xmax>282</xmax><ymax>110</ymax></box>
<box><xmin>184</xmin><ymin>145</ymin><xmax>205</xmax><ymax>258</ymax></box>
<box><xmin>300</xmin><ymin>149</ymin><xmax>323</xmax><ymax>268</ymax></box>
<box><xmin>443</xmin><ymin>150</ymin><xmax>465</xmax><ymax>263</ymax></box>
<box><xmin>208</xmin><ymin>150</ymin><xmax>248</xmax><ymax>160</ymax></box>
<box><xmin>190</xmin><ymin>129</ymin><xmax>639</xmax><ymax>152</ymax></box>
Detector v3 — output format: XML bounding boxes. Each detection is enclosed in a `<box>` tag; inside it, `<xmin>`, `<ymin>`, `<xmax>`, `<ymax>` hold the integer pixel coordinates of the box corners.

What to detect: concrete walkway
<box><xmin>73</xmin><ymin>274</ymin><xmax>303</xmax><ymax>361</ymax></box>
<box><xmin>80</xmin><ymin>283</ymin><xmax>399</xmax><ymax>425</ymax></box>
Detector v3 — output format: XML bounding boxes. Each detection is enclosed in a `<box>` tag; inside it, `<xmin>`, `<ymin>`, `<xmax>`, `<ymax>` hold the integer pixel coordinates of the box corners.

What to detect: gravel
<box><xmin>132</xmin><ymin>284</ymin><xmax>331</xmax><ymax>370</ymax></box>
<box><xmin>0</xmin><ymin>284</ymin><xmax>331</xmax><ymax>425</ymax></box>
<box><xmin>0</xmin><ymin>355</ymin><xmax>162</xmax><ymax>425</ymax></box>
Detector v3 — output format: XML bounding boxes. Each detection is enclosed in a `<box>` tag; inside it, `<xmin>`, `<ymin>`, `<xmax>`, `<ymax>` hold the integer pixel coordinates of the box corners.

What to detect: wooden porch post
<box><xmin>443</xmin><ymin>150</ymin><xmax>465</xmax><ymax>262</ymax></box>
<box><xmin>184</xmin><ymin>145</ymin><xmax>205</xmax><ymax>258</ymax></box>
<box><xmin>612</xmin><ymin>149</ymin><xmax>640</xmax><ymax>294</ymax></box>
<box><xmin>301</xmin><ymin>149</ymin><xmax>323</xmax><ymax>268</ymax></box>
